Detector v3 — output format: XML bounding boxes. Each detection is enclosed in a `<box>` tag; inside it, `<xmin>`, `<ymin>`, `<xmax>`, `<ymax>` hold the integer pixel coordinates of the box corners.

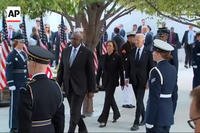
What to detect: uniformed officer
<box><xmin>192</xmin><ymin>32</ymin><xmax>200</xmax><ymax>88</ymax></box>
<box><xmin>18</xmin><ymin>46</ymin><xmax>65</xmax><ymax>133</ymax></box>
<box><xmin>120</xmin><ymin>31</ymin><xmax>136</xmax><ymax>108</ymax></box>
<box><xmin>145</xmin><ymin>39</ymin><xmax>178</xmax><ymax>133</ymax></box>
<box><xmin>156</xmin><ymin>27</ymin><xmax>179</xmax><ymax>71</ymax></box>
<box><xmin>5</xmin><ymin>33</ymin><xmax>28</xmax><ymax>133</ymax></box>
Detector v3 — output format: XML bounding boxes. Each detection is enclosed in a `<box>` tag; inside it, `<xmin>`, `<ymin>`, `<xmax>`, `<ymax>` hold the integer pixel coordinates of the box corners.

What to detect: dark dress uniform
<box><xmin>192</xmin><ymin>39</ymin><xmax>200</xmax><ymax>88</ymax></box>
<box><xmin>145</xmin><ymin>39</ymin><xmax>178</xmax><ymax>133</ymax></box>
<box><xmin>18</xmin><ymin>46</ymin><xmax>65</xmax><ymax>133</ymax></box>
<box><xmin>6</xmin><ymin>36</ymin><xmax>28</xmax><ymax>132</ymax></box>
<box><xmin>98</xmin><ymin>53</ymin><xmax>124</xmax><ymax>125</ymax></box>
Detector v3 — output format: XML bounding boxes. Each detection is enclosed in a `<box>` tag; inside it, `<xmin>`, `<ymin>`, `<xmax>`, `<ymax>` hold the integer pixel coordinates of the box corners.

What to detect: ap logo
<box><xmin>6</xmin><ymin>6</ymin><xmax>21</xmax><ymax>22</ymax></box>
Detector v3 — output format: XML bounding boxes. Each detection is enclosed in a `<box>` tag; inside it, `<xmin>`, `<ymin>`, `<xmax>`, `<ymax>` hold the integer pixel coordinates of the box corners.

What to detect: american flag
<box><xmin>22</xmin><ymin>15</ymin><xmax>29</xmax><ymax>46</ymax></box>
<box><xmin>93</xmin><ymin>49</ymin><xmax>98</xmax><ymax>74</ymax></box>
<box><xmin>102</xmin><ymin>41</ymin><xmax>107</xmax><ymax>55</ymax></box>
<box><xmin>39</xmin><ymin>16</ymin><xmax>48</xmax><ymax>49</ymax></box>
<box><xmin>38</xmin><ymin>16</ymin><xmax>53</xmax><ymax>79</ymax></box>
<box><xmin>0</xmin><ymin>13</ymin><xmax>11</xmax><ymax>90</ymax></box>
<box><xmin>58</xmin><ymin>15</ymin><xmax>67</xmax><ymax>64</ymax></box>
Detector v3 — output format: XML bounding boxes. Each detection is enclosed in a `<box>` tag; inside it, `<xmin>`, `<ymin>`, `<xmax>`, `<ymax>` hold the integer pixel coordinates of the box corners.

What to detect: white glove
<box><xmin>9</xmin><ymin>86</ymin><xmax>16</xmax><ymax>91</ymax></box>
<box><xmin>125</xmin><ymin>79</ymin><xmax>129</xmax><ymax>87</ymax></box>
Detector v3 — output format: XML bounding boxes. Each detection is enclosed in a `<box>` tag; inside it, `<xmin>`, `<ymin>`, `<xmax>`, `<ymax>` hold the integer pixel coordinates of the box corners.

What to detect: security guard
<box><xmin>145</xmin><ymin>39</ymin><xmax>178</xmax><ymax>133</ymax></box>
<box><xmin>18</xmin><ymin>46</ymin><xmax>65</xmax><ymax>133</ymax></box>
<box><xmin>6</xmin><ymin>33</ymin><xmax>28</xmax><ymax>133</ymax></box>
<box><xmin>192</xmin><ymin>32</ymin><xmax>200</xmax><ymax>88</ymax></box>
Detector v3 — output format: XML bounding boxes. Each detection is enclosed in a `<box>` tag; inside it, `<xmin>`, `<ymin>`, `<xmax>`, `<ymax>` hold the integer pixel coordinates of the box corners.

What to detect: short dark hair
<box><xmin>190</xmin><ymin>86</ymin><xmax>200</xmax><ymax>113</ymax></box>
<box><xmin>114</xmin><ymin>27</ymin><xmax>120</xmax><ymax>34</ymax></box>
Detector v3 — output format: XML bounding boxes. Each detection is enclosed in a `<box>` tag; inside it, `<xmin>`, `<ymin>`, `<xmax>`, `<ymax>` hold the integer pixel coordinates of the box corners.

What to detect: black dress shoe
<box><xmin>139</xmin><ymin>120</ymin><xmax>145</xmax><ymax>126</ymax></box>
<box><xmin>112</xmin><ymin>119</ymin><xmax>117</xmax><ymax>123</ymax></box>
<box><xmin>184</xmin><ymin>65</ymin><xmax>188</xmax><ymax>68</ymax></box>
<box><xmin>10</xmin><ymin>129</ymin><xmax>18</xmax><ymax>133</ymax></box>
<box><xmin>122</xmin><ymin>104</ymin><xmax>129</xmax><ymax>108</ymax></box>
<box><xmin>128</xmin><ymin>104</ymin><xmax>135</xmax><ymax>108</ymax></box>
<box><xmin>81</xmin><ymin>114</ymin><xmax>86</xmax><ymax>118</ymax></box>
<box><xmin>130</xmin><ymin>124</ymin><xmax>139</xmax><ymax>131</ymax></box>
<box><xmin>99</xmin><ymin>122</ymin><xmax>106</xmax><ymax>128</ymax></box>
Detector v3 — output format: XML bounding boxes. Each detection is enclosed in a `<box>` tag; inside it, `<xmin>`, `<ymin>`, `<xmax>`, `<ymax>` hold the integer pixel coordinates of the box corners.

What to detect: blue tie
<box><xmin>70</xmin><ymin>48</ymin><xmax>77</xmax><ymax>67</ymax></box>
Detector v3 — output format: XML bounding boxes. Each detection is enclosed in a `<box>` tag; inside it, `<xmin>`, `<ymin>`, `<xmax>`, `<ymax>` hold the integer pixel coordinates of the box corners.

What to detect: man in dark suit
<box><xmin>142</xmin><ymin>26</ymin><xmax>153</xmax><ymax>52</ymax></box>
<box><xmin>112</xmin><ymin>27</ymin><xmax>125</xmax><ymax>53</ymax></box>
<box><xmin>57</xmin><ymin>32</ymin><xmax>96</xmax><ymax>133</ymax></box>
<box><xmin>125</xmin><ymin>33</ymin><xmax>153</xmax><ymax>131</ymax></box>
<box><xmin>169</xmin><ymin>27</ymin><xmax>181</xmax><ymax>49</ymax></box>
<box><xmin>182</xmin><ymin>25</ymin><xmax>196</xmax><ymax>68</ymax></box>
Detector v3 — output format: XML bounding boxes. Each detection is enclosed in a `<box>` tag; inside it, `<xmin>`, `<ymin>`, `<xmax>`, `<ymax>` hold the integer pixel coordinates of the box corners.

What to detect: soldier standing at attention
<box><xmin>18</xmin><ymin>46</ymin><xmax>65</xmax><ymax>133</ymax></box>
<box><xmin>6</xmin><ymin>33</ymin><xmax>28</xmax><ymax>133</ymax></box>
<box><xmin>145</xmin><ymin>39</ymin><xmax>178</xmax><ymax>133</ymax></box>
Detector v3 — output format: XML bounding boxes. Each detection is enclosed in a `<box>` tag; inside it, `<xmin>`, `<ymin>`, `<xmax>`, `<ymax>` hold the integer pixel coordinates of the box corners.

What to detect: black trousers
<box><xmin>146</xmin><ymin>125</ymin><xmax>170</xmax><ymax>133</ymax></box>
<box><xmin>184</xmin><ymin>44</ymin><xmax>193</xmax><ymax>66</ymax></box>
<box><xmin>9</xmin><ymin>89</ymin><xmax>20</xmax><ymax>129</ymax></box>
<box><xmin>132</xmin><ymin>84</ymin><xmax>145</xmax><ymax>125</ymax></box>
<box><xmin>98</xmin><ymin>86</ymin><xmax>120</xmax><ymax>124</ymax></box>
<box><xmin>193</xmin><ymin>68</ymin><xmax>200</xmax><ymax>88</ymax></box>
<box><xmin>67</xmin><ymin>87</ymin><xmax>87</xmax><ymax>133</ymax></box>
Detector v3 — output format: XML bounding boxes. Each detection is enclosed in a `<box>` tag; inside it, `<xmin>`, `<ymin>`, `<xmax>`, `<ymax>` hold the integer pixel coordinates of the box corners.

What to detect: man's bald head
<box><xmin>71</xmin><ymin>32</ymin><xmax>83</xmax><ymax>47</ymax></box>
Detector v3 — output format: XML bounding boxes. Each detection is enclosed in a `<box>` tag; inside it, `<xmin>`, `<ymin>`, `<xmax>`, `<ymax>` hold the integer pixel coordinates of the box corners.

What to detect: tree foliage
<box><xmin>121</xmin><ymin>0</ymin><xmax>200</xmax><ymax>28</ymax></box>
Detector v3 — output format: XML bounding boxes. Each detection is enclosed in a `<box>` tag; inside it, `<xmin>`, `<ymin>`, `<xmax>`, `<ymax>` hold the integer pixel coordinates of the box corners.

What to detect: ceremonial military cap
<box><xmin>27</xmin><ymin>46</ymin><xmax>54</xmax><ymax>64</ymax></box>
<box><xmin>36</xmin><ymin>18</ymin><xmax>40</xmax><ymax>22</ymax></box>
<box><xmin>12</xmin><ymin>32</ymin><xmax>25</xmax><ymax>42</ymax></box>
<box><xmin>127</xmin><ymin>31</ymin><xmax>136</xmax><ymax>37</ymax></box>
<box><xmin>19</xmin><ymin>23</ymin><xmax>24</xmax><ymax>28</ymax></box>
<box><xmin>157</xmin><ymin>27</ymin><xmax>170</xmax><ymax>35</ymax></box>
<box><xmin>153</xmin><ymin>39</ymin><xmax>174</xmax><ymax>52</ymax></box>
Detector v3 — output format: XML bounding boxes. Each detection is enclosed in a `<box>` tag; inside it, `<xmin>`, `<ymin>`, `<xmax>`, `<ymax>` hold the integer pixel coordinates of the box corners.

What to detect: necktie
<box><xmin>135</xmin><ymin>48</ymin><xmax>140</xmax><ymax>63</ymax></box>
<box><xmin>70</xmin><ymin>48</ymin><xmax>77</xmax><ymax>67</ymax></box>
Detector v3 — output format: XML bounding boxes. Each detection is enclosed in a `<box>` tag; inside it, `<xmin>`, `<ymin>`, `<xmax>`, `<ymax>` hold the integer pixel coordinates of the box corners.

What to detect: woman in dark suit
<box><xmin>97</xmin><ymin>40</ymin><xmax>124</xmax><ymax>127</ymax></box>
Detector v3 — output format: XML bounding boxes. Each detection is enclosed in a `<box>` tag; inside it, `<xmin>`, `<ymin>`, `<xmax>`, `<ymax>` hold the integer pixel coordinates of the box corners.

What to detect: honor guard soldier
<box><xmin>192</xmin><ymin>32</ymin><xmax>200</xmax><ymax>88</ymax></box>
<box><xmin>145</xmin><ymin>39</ymin><xmax>178</xmax><ymax>133</ymax></box>
<box><xmin>18</xmin><ymin>46</ymin><xmax>65</xmax><ymax>133</ymax></box>
<box><xmin>5</xmin><ymin>33</ymin><xmax>28</xmax><ymax>133</ymax></box>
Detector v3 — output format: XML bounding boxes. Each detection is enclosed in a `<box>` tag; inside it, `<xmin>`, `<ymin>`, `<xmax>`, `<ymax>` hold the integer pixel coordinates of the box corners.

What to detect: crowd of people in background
<box><xmin>2</xmin><ymin>17</ymin><xmax>200</xmax><ymax>133</ymax></box>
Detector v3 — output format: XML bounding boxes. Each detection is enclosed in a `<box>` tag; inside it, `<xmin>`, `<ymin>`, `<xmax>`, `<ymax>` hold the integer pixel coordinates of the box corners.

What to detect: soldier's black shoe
<box><xmin>130</xmin><ymin>124</ymin><xmax>139</xmax><ymax>131</ymax></box>
<box><xmin>10</xmin><ymin>128</ymin><xmax>18</xmax><ymax>133</ymax></box>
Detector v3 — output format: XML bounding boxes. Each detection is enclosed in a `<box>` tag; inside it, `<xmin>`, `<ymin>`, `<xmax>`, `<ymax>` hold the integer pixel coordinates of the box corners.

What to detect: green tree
<box><xmin>121</xmin><ymin>0</ymin><xmax>200</xmax><ymax>28</ymax></box>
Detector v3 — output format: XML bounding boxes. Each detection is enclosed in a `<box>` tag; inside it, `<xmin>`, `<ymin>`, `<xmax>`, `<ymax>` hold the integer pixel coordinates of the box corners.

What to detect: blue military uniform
<box><xmin>18</xmin><ymin>46</ymin><xmax>65</xmax><ymax>133</ymax></box>
<box><xmin>5</xmin><ymin>35</ymin><xmax>28</xmax><ymax>132</ymax></box>
<box><xmin>145</xmin><ymin>39</ymin><xmax>178</xmax><ymax>133</ymax></box>
<box><xmin>192</xmin><ymin>37</ymin><xmax>200</xmax><ymax>88</ymax></box>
